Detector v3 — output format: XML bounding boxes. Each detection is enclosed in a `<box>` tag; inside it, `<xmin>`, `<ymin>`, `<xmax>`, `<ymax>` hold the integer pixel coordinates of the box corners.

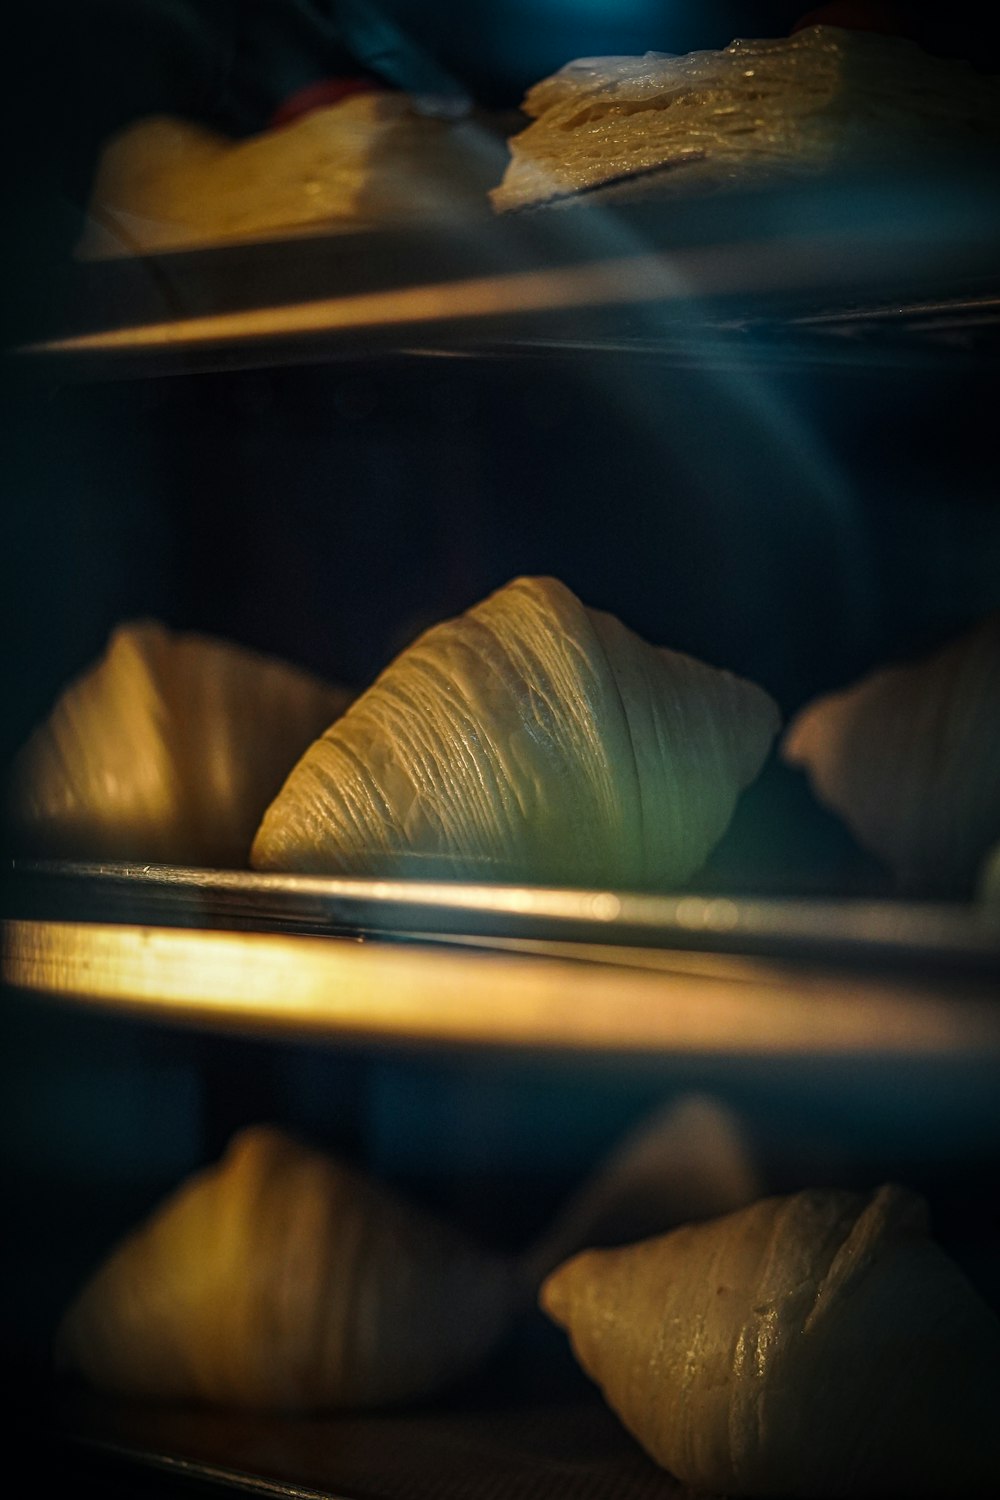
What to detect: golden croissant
<box><xmin>80</xmin><ymin>96</ymin><xmax>496</xmax><ymax>258</ymax></box>
<box><xmin>251</xmin><ymin>576</ymin><xmax>780</xmax><ymax>887</ymax></box>
<box><xmin>541</xmin><ymin>1184</ymin><xmax>1000</xmax><ymax>1497</ymax></box>
<box><xmin>6</xmin><ymin>620</ymin><xmax>350</xmax><ymax>867</ymax></box>
<box><xmin>782</xmin><ymin>612</ymin><xmax>1000</xmax><ymax>895</ymax></box>
<box><xmin>491</xmin><ymin>27</ymin><xmax>1000</xmax><ymax>213</ymax></box>
<box><xmin>55</xmin><ymin>1126</ymin><xmax>520</xmax><ymax>1411</ymax></box>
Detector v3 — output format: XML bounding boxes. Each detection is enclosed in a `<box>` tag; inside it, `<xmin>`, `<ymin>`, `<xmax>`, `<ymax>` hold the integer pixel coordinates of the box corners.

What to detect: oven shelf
<box><xmin>17</xmin><ymin>162</ymin><xmax>1000</xmax><ymax>378</ymax></box>
<box><xmin>4</xmin><ymin>862</ymin><xmax>999</xmax><ymax>1059</ymax></box>
<box><xmin>52</xmin><ymin>1389</ymin><xmax>686</xmax><ymax>1500</ymax></box>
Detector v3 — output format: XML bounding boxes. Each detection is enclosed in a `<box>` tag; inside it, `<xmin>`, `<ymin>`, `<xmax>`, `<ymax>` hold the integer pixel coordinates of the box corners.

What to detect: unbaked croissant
<box><xmin>251</xmin><ymin>576</ymin><xmax>780</xmax><ymax>887</ymax></box>
<box><xmin>541</xmin><ymin>1184</ymin><xmax>1000</xmax><ymax>1497</ymax></box>
<box><xmin>6</xmin><ymin>620</ymin><xmax>350</xmax><ymax>867</ymax></box>
<box><xmin>524</xmin><ymin>1094</ymin><xmax>762</xmax><ymax>1288</ymax></box>
<box><xmin>56</xmin><ymin>1126</ymin><xmax>520</xmax><ymax>1411</ymax></box>
<box><xmin>782</xmin><ymin>612</ymin><xmax>1000</xmax><ymax>894</ymax></box>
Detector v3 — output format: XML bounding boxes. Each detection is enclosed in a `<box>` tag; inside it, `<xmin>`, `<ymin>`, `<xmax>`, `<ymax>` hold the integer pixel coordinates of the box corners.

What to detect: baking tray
<box><xmin>15</xmin><ymin>161</ymin><xmax>1000</xmax><ymax>377</ymax></box>
<box><xmin>7</xmin><ymin>859</ymin><xmax>1000</xmax><ymax>968</ymax></box>
<box><xmin>49</xmin><ymin>1389</ymin><xmax>690</xmax><ymax>1500</ymax></box>
<box><xmin>4</xmin><ymin>861</ymin><xmax>999</xmax><ymax>1058</ymax></box>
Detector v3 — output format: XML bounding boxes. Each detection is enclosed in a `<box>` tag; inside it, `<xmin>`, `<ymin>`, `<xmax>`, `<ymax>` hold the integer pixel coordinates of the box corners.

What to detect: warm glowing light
<box><xmin>4</xmin><ymin>918</ymin><xmax>997</xmax><ymax>1057</ymax></box>
<box><xmin>23</xmin><ymin>227</ymin><xmax>959</xmax><ymax>356</ymax></box>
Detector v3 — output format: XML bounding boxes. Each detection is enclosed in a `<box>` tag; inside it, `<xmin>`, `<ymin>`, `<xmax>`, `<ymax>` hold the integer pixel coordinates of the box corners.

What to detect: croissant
<box><xmin>6</xmin><ymin>620</ymin><xmax>350</xmax><ymax>867</ymax></box>
<box><xmin>541</xmin><ymin>1184</ymin><xmax>1000</xmax><ymax>1497</ymax></box>
<box><xmin>782</xmin><ymin>612</ymin><xmax>1000</xmax><ymax>895</ymax></box>
<box><xmin>491</xmin><ymin>26</ymin><xmax>1000</xmax><ymax>213</ymax></box>
<box><xmin>55</xmin><ymin>1125</ymin><xmax>520</xmax><ymax>1411</ymax></box>
<box><xmin>524</xmin><ymin>1094</ymin><xmax>763</xmax><ymax>1288</ymax></box>
<box><xmin>80</xmin><ymin>96</ymin><xmax>496</xmax><ymax>258</ymax></box>
<box><xmin>251</xmin><ymin>576</ymin><xmax>780</xmax><ymax>887</ymax></box>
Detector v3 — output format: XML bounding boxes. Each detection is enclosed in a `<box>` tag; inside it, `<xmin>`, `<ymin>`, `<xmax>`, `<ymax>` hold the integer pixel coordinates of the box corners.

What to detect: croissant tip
<box><xmin>538</xmin><ymin>1246</ymin><xmax>599</xmax><ymax>1328</ymax></box>
<box><xmin>538</xmin><ymin>1263</ymin><xmax>568</xmax><ymax>1326</ymax></box>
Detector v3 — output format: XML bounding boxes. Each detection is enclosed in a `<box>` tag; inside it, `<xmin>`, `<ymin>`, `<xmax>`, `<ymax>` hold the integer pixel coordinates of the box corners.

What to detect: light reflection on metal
<box><xmin>24</xmin><ymin>227</ymin><xmax>963</xmax><ymax>356</ymax></box>
<box><xmin>4</xmin><ymin>918</ymin><xmax>998</xmax><ymax>1057</ymax></box>
<box><xmin>24</xmin><ymin>247</ymin><xmax>776</xmax><ymax>352</ymax></box>
<box><xmin>11</xmin><ymin>860</ymin><xmax>1000</xmax><ymax>967</ymax></box>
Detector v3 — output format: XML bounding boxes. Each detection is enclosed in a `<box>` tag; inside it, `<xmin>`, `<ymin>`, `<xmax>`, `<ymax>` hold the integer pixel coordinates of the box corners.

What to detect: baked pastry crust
<box><xmin>491</xmin><ymin>26</ymin><xmax>1000</xmax><ymax>212</ymax></box>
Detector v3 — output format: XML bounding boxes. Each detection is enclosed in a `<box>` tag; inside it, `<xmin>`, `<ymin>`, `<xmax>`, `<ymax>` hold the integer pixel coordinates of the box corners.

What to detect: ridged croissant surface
<box><xmin>56</xmin><ymin>1126</ymin><xmax>519</xmax><ymax>1411</ymax></box>
<box><xmin>252</xmin><ymin>577</ymin><xmax>780</xmax><ymax>887</ymax></box>
<box><xmin>541</xmin><ymin>1185</ymin><xmax>1000</xmax><ymax>1498</ymax></box>
<box><xmin>7</xmin><ymin>621</ymin><xmax>349</xmax><ymax>867</ymax></box>
<box><xmin>782</xmin><ymin>613</ymin><xmax>1000</xmax><ymax>894</ymax></box>
<box><xmin>491</xmin><ymin>27</ymin><xmax>1000</xmax><ymax>212</ymax></box>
